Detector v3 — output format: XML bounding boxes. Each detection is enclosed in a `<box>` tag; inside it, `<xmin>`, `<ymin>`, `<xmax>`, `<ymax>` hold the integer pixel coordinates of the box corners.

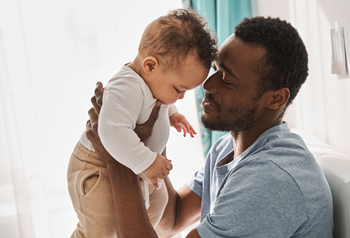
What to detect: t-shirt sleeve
<box><xmin>187</xmin><ymin>145</ymin><xmax>215</xmax><ymax>198</ymax></box>
<box><xmin>98</xmin><ymin>79</ymin><xmax>157</xmax><ymax>174</ymax></box>
<box><xmin>168</xmin><ymin>104</ymin><xmax>178</xmax><ymax>117</ymax></box>
<box><xmin>187</xmin><ymin>166</ymin><xmax>205</xmax><ymax>198</ymax></box>
<box><xmin>197</xmin><ymin>161</ymin><xmax>307</xmax><ymax>238</ymax></box>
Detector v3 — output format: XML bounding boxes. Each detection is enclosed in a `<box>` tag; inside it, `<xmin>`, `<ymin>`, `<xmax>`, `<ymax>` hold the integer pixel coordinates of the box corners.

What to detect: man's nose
<box><xmin>203</xmin><ymin>71</ymin><xmax>219</xmax><ymax>93</ymax></box>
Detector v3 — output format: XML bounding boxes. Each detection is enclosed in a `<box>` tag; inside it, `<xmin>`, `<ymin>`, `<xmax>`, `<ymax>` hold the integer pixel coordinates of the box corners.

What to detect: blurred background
<box><xmin>1</xmin><ymin>0</ymin><xmax>349</xmax><ymax>237</ymax></box>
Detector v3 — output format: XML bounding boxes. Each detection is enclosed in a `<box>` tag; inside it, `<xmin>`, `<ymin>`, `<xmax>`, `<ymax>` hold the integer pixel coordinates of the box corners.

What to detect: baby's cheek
<box><xmin>167</xmin><ymin>95</ymin><xmax>179</xmax><ymax>105</ymax></box>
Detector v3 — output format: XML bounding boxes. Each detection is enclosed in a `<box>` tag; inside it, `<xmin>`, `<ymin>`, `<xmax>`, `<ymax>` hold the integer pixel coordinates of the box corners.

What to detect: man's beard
<box><xmin>201</xmin><ymin>102</ymin><xmax>259</xmax><ymax>132</ymax></box>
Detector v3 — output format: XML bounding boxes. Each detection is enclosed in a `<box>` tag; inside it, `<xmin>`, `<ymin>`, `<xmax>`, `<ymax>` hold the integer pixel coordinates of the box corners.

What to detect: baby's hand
<box><xmin>142</xmin><ymin>154</ymin><xmax>172</xmax><ymax>188</ymax></box>
<box><xmin>169</xmin><ymin>112</ymin><xmax>196</xmax><ymax>137</ymax></box>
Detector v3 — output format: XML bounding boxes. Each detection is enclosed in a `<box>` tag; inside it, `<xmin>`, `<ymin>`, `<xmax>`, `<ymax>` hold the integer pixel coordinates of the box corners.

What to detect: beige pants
<box><xmin>67</xmin><ymin>142</ymin><xmax>168</xmax><ymax>238</ymax></box>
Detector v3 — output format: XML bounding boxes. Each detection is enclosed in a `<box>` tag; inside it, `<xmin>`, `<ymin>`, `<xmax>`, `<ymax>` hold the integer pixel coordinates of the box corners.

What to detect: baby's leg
<box><xmin>140</xmin><ymin>178</ymin><xmax>169</xmax><ymax>228</ymax></box>
<box><xmin>67</xmin><ymin>142</ymin><xmax>115</xmax><ymax>238</ymax></box>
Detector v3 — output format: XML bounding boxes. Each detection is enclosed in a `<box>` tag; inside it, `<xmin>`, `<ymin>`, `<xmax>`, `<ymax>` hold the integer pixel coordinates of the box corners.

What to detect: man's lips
<box><xmin>202</xmin><ymin>97</ymin><xmax>217</xmax><ymax>111</ymax></box>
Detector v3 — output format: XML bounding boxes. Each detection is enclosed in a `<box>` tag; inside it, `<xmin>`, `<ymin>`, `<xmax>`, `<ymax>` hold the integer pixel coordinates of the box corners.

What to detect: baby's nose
<box><xmin>178</xmin><ymin>92</ymin><xmax>185</xmax><ymax>99</ymax></box>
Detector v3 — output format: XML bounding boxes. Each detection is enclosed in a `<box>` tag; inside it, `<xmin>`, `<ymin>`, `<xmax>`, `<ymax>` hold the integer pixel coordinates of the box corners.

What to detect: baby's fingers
<box><xmin>171</xmin><ymin>121</ymin><xmax>182</xmax><ymax>132</ymax></box>
<box><xmin>150</xmin><ymin>177</ymin><xmax>159</xmax><ymax>189</ymax></box>
<box><xmin>165</xmin><ymin>159</ymin><xmax>173</xmax><ymax>171</ymax></box>
<box><xmin>179</xmin><ymin>122</ymin><xmax>188</xmax><ymax>137</ymax></box>
<box><xmin>189</xmin><ymin>125</ymin><xmax>197</xmax><ymax>138</ymax></box>
<box><xmin>180</xmin><ymin>120</ymin><xmax>191</xmax><ymax>137</ymax></box>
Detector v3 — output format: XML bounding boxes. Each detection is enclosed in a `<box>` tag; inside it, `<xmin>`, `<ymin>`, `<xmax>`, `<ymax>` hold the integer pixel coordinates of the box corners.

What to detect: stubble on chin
<box><xmin>201</xmin><ymin>113</ymin><xmax>229</xmax><ymax>132</ymax></box>
<box><xmin>201</xmin><ymin>102</ymin><xmax>259</xmax><ymax>132</ymax></box>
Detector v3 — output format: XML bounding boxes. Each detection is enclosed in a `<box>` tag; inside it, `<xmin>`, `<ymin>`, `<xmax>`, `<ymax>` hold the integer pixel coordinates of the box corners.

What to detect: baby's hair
<box><xmin>139</xmin><ymin>9</ymin><xmax>217</xmax><ymax>71</ymax></box>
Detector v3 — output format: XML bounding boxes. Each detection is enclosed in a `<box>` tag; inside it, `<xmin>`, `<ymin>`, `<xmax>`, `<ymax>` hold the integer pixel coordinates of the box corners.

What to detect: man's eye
<box><xmin>174</xmin><ymin>87</ymin><xmax>180</xmax><ymax>93</ymax></box>
<box><xmin>221</xmin><ymin>72</ymin><xmax>233</xmax><ymax>86</ymax></box>
<box><xmin>222</xmin><ymin>78</ymin><xmax>230</xmax><ymax>84</ymax></box>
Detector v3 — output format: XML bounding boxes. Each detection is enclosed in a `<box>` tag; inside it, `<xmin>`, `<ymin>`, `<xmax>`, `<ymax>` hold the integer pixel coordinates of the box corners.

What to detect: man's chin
<box><xmin>201</xmin><ymin>115</ymin><xmax>221</xmax><ymax>131</ymax></box>
<box><xmin>201</xmin><ymin>114</ymin><xmax>232</xmax><ymax>132</ymax></box>
<box><xmin>201</xmin><ymin>114</ymin><xmax>212</xmax><ymax>129</ymax></box>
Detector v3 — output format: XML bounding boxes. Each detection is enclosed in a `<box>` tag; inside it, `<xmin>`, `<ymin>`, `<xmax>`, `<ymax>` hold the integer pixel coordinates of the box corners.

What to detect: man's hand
<box><xmin>87</xmin><ymin>82</ymin><xmax>117</xmax><ymax>164</ymax></box>
<box><xmin>90</xmin><ymin>82</ymin><xmax>104</xmax><ymax>115</ymax></box>
<box><xmin>170</xmin><ymin>112</ymin><xmax>197</xmax><ymax>137</ymax></box>
<box><xmin>86</xmin><ymin>107</ymin><xmax>115</xmax><ymax>165</ymax></box>
<box><xmin>90</xmin><ymin>82</ymin><xmax>162</xmax><ymax>143</ymax></box>
<box><xmin>135</xmin><ymin>100</ymin><xmax>163</xmax><ymax>142</ymax></box>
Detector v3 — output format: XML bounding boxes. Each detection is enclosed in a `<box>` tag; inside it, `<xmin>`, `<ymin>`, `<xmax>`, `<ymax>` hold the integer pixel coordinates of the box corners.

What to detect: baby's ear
<box><xmin>142</xmin><ymin>56</ymin><xmax>159</xmax><ymax>75</ymax></box>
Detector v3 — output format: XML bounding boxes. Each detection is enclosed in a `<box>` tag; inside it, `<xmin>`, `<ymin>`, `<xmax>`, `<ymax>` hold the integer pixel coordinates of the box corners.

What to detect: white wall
<box><xmin>251</xmin><ymin>0</ymin><xmax>350</xmax><ymax>156</ymax></box>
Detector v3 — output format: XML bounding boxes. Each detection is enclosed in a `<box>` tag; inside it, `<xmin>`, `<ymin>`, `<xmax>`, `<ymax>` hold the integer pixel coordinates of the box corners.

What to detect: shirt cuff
<box><xmin>168</xmin><ymin>104</ymin><xmax>178</xmax><ymax>117</ymax></box>
<box><xmin>187</xmin><ymin>175</ymin><xmax>203</xmax><ymax>198</ymax></box>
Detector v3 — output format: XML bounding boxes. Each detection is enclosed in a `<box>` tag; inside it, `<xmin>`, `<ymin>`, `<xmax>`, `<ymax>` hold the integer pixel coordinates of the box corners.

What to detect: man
<box><xmin>86</xmin><ymin>16</ymin><xmax>334</xmax><ymax>237</ymax></box>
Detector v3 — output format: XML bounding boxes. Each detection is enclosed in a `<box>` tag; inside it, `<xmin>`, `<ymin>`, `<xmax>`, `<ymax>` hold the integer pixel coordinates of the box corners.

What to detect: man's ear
<box><xmin>142</xmin><ymin>56</ymin><xmax>159</xmax><ymax>75</ymax></box>
<box><xmin>265</xmin><ymin>88</ymin><xmax>290</xmax><ymax>110</ymax></box>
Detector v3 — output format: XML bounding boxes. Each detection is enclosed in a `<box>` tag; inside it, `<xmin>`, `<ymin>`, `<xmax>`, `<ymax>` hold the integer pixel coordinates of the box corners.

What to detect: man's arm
<box><xmin>158</xmin><ymin>181</ymin><xmax>202</xmax><ymax>237</ymax></box>
<box><xmin>87</xmin><ymin>103</ymin><xmax>202</xmax><ymax>238</ymax></box>
<box><xmin>155</xmin><ymin>149</ymin><xmax>202</xmax><ymax>238</ymax></box>
<box><xmin>87</xmin><ymin>103</ymin><xmax>157</xmax><ymax>238</ymax></box>
<box><xmin>88</xmin><ymin>82</ymin><xmax>202</xmax><ymax>237</ymax></box>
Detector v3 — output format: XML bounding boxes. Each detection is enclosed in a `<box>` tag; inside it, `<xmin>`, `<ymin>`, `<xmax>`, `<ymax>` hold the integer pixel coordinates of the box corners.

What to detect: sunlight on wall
<box><xmin>0</xmin><ymin>0</ymin><xmax>207</xmax><ymax>237</ymax></box>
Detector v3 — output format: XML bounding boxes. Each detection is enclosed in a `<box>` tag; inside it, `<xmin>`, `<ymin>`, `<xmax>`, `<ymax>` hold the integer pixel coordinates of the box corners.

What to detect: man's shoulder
<box><xmin>250</xmin><ymin>125</ymin><xmax>314</xmax><ymax>162</ymax></box>
<box><xmin>232</xmin><ymin>128</ymin><xmax>333</xmax><ymax>235</ymax></box>
<box><xmin>241</xmin><ymin>128</ymin><xmax>322</xmax><ymax>188</ymax></box>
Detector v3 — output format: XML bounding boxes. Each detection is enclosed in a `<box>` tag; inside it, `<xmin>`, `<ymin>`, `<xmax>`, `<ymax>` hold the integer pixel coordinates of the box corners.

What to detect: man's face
<box><xmin>201</xmin><ymin>36</ymin><xmax>266</xmax><ymax>132</ymax></box>
<box><xmin>149</xmin><ymin>53</ymin><xmax>209</xmax><ymax>105</ymax></box>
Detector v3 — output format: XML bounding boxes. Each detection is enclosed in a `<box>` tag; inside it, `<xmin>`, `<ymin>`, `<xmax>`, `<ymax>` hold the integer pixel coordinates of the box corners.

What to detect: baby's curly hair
<box><xmin>140</xmin><ymin>9</ymin><xmax>217</xmax><ymax>70</ymax></box>
<box><xmin>235</xmin><ymin>17</ymin><xmax>308</xmax><ymax>107</ymax></box>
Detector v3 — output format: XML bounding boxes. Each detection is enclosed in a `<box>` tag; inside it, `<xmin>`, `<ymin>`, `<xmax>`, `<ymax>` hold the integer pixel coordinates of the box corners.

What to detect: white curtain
<box><xmin>0</xmin><ymin>0</ymin><xmax>205</xmax><ymax>237</ymax></box>
<box><xmin>280</xmin><ymin>0</ymin><xmax>350</xmax><ymax>156</ymax></box>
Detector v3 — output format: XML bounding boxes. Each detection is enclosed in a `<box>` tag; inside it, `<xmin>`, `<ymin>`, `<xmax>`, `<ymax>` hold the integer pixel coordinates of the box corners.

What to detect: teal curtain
<box><xmin>182</xmin><ymin>0</ymin><xmax>252</xmax><ymax>157</ymax></box>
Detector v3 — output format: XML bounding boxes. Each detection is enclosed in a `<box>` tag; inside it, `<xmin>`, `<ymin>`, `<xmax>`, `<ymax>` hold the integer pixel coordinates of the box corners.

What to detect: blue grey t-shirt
<box><xmin>188</xmin><ymin>123</ymin><xmax>333</xmax><ymax>237</ymax></box>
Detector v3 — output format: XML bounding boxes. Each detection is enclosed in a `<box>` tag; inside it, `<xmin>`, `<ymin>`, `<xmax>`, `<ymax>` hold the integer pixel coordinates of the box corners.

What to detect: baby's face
<box><xmin>148</xmin><ymin>54</ymin><xmax>209</xmax><ymax>105</ymax></box>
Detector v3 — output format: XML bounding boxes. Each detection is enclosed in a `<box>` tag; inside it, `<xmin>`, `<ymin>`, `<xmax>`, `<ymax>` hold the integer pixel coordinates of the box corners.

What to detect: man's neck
<box><xmin>230</xmin><ymin>118</ymin><xmax>283</xmax><ymax>160</ymax></box>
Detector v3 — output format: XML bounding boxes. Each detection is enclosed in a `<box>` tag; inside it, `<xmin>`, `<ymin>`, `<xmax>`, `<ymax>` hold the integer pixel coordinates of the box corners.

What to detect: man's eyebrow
<box><xmin>220</xmin><ymin>63</ymin><xmax>240</xmax><ymax>81</ymax></box>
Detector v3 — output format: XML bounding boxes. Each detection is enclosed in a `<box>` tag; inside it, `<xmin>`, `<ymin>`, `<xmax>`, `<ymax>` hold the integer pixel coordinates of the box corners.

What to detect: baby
<box><xmin>67</xmin><ymin>9</ymin><xmax>217</xmax><ymax>238</ymax></box>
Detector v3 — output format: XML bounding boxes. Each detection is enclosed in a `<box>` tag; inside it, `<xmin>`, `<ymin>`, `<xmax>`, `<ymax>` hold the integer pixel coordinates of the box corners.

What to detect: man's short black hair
<box><xmin>235</xmin><ymin>16</ymin><xmax>308</xmax><ymax>107</ymax></box>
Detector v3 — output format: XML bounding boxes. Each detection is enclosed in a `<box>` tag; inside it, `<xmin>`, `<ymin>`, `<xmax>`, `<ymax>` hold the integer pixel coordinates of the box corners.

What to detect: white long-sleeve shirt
<box><xmin>80</xmin><ymin>65</ymin><xmax>178</xmax><ymax>174</ymax></box>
